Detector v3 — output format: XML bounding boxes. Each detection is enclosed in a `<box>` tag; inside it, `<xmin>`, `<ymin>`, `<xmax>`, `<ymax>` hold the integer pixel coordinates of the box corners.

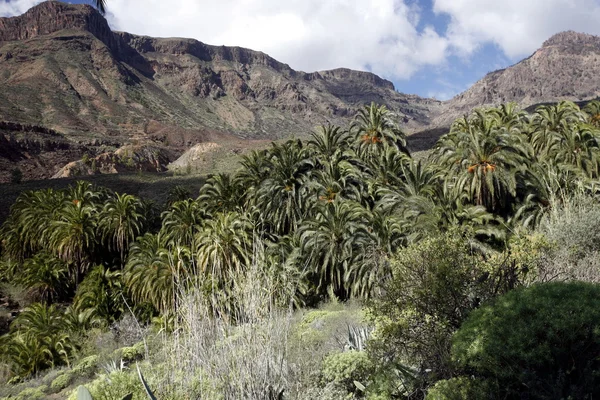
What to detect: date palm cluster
<box><xmin>1</xmin><ymin>100</ymin><xmax>599</xmax><ymax>379</ymax></box>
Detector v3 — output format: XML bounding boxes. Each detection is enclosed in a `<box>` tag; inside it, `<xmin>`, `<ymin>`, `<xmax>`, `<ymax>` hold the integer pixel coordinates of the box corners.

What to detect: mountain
<box><xmin>434</xmin><ymin>31</ymin><xmax>600</xmax><ymax>126</ymax></box>
<box><xmin>0</xmin><ymin>1</ymin><xmax>443</xmax><ymax>182</ymax></box>
<box><xmin>1</xmin><ymin>3</ymin><xmax>600</xmax><ymax>182</ymax></box>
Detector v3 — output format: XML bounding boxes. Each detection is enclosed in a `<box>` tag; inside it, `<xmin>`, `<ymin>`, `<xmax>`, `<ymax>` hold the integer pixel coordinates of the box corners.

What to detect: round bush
<box><xmin>452</xmin><ymin>281</ymin><xmax>600</xmax><ymax>399</ymax></box>
<box><xmin>321</xmin><ymin>350</ymin><xmax>372</xmax><ymax>393</ymax></box>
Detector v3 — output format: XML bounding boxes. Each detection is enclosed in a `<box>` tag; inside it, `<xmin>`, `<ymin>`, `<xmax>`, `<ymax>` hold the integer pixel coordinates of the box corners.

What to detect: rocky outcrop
<box><xmin>51</xmin><ymin>144</ymin><xmax>174</xmax><ymax>178</ymax></box>
<box><xmin>168</xmin><ymin>142</ymin><xmax>221</xmax><ymax>173</ymax></box>
<box><xmin>0</xmin><ymin>1</ymin><xmax>116</xmax><ymax>49</ymax></box>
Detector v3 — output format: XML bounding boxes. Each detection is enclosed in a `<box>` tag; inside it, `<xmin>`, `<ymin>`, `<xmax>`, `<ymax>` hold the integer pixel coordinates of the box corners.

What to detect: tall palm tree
<box><xmin>436</xmin><ymin>108</ymin><xmax>529</xmax><ymax>213</ymax></box>
<box><xmin>198</xmin><ymin>173</ymin><xmax>246</xmax><ymax>214</ymax></box>
<box><xmin>584</xmin><ymin>100</ymin><xmax>600</xmax><ymax>128</ymax></box>
<box><xmin>17</xmin><ymin>253</ymin><xmax>70</xmax><ymax>304</ymax></box>
<box><xmin>49</xmin><ymin>199</ymin><xmax>98</xmax><ymax>285</ymax></box>
<box><xmin>73</xmin><ymin>265</ymin><xmax>124</xmax><ymax>325</ymax></box>
<box><xmin>1</xmin><ymin>188</ymin><xmax>65</xmax><ymax>260</ymax></box>
<box><xmin>530</xmin><ymin>101</ymin><xmax>586</xmax><ymax>154</ymax></box>
<box><xmin>350</xmin><ymin>102</ymin><xmax>409</xmax><ymax>158</ymax></box>
<box><xmin>195</xmin><ymin>211</ymin><xmax>253</xmax><ymax>290</ymax></box>
<box><xmin>257</xmin><ymin>140</ymin><xmax>313</xmax><ymax>235</ymax></box>
<box><xmin>67</xmin><ymin>180</ymin><xmax>104</xmax><ymax>208</ymax></box>
<box><xmin>548</xmin><ymin>123</ymin><xmax>600</xmax><ymax>178</ymax></box>
<box><xmin>300</xmin><ymin>200</ymin><xmax>374</xmax><ymax>297</ymax></box>
<box><xmin>236</xmin><ymin>149</ymin><xmax>271</xmax><ymax>207</ymax></box>
<box><xmin>307</xmin><ymin>124</ymin><xmax>351</xmax><ymax>164</ymax></box>
<box><xmin>125</xmin><ymin>233</ymin><xmax>174</xmax><ymax>314</ymax></box>
<box><xmin>160</xmin><ymin>199</ymin><xmax>206</xmax><ymax>248</ymax></box>
<box><xmin>99</xmin><ymin>193</ymin><xmax>146</xmax><ymax>267</ymax></box>
<box><xmin>6</xmin><ymin>303</ymin><xmax>75</xmax><ymax>377</ymax></box>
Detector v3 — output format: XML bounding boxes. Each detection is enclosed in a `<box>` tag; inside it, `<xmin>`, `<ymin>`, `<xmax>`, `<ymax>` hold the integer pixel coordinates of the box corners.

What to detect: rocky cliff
<box><xmin>435</xmin><ymin>31</ymin><xmax>600</xmax><ymax>126</ymax></box>
<box><xmin>0</xmin><ymin>1</ymin><xmax>440</xmax><ymax>141</ymax></box>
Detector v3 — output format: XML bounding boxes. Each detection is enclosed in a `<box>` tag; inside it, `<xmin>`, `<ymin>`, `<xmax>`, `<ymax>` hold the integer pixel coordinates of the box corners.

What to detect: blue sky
<box><xmin>3</xmin><ymin>0</ymin><xmax>600</xmax><ymax>100</ymax></box>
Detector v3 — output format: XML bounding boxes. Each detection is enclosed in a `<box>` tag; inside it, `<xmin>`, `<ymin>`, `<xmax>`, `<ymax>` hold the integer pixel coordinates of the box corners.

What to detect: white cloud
<box><xmin>434</xmin><ymin>0</ymin><xmax>600</xmax><ymax>59</ymax></box>
<box><xmin>0</xmin><ymin>0</ymin><xmax>42</xmax><ymax>17</ymax></box>
<box><xmin>103</xmin><ymin>0</ymin><xmax>449</xmax><ymax>80</ymax></box>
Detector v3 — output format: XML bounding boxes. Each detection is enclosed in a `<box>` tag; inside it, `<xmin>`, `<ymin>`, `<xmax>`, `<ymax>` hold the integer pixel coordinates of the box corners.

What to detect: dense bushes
<box><xmin>447</xmin><ymin>282</ymin><xmax>600</xmax><ymax>399</ymax></box>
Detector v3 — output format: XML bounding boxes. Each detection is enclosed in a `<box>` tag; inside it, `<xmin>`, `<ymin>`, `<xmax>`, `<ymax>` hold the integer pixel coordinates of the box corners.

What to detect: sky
<box><xmin>2</xmin><ymin>0</ymin><xmax>600</xmax><ymax>100</ymax></box>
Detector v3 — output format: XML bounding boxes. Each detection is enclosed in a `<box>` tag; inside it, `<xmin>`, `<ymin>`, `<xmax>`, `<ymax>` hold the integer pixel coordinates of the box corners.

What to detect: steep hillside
<box><xmin>3</xmin><ymin>2</ymin><xmax>600</xmax><ymax>183</ymax></box>
<box><xmin>0</xmin><ymin>1</ymin><xmax>440</xmax><ymax>139</ymax></box>
<box><xmin>435</xmin><ymin>31</ymin><xmax>600</xmax><ymax>126</ymax></box>
<box><xmin>0</xmin><ymin>1</ymin><xmax>443</xmax><ymax>181</ymax></box>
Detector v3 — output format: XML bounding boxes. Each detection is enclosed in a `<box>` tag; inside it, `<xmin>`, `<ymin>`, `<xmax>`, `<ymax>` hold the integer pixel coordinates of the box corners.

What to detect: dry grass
<box><xmin>150</xmin><ymin>242</ymin><xmax>295</xmax><ymax>399</ymax></box>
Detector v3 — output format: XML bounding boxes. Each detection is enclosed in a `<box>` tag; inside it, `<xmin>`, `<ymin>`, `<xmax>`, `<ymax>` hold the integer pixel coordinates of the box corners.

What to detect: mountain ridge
<box><xmin>434</xmin><ymin>30</ymin><xmax>600</xmax><ymax>126</ymax></box>
<box><xmin>1</xmin><ymin>2</ymin><xmax>600</xmax><ymax>182</ymax></box>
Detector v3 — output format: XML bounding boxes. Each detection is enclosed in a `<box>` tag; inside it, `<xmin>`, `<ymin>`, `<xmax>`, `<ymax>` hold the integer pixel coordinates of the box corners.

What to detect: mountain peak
<box><xmin>542</xmin><ymin>31</ymin><xmax>600</xmax><ymax>48</ymax></box>
<box><xmin>0</xmin><ymin>1</ymin><xmax>111</xmax><ymax>45</ymax></box>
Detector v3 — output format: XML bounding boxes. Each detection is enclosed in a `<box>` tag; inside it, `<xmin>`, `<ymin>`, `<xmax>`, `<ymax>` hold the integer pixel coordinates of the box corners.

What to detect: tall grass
<box><xmin>154</xmin><ymin>240</ymin><xmax>296</xmax><ymax>399</ymax></box>
<box><xmin>539</xmin><ymin>190</ymin><xmax>600</xmax><ymax>283</ymax></box>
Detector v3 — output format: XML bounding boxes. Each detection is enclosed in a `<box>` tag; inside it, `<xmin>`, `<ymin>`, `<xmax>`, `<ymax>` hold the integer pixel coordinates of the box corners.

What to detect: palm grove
<box><xmin>2</xmin><ymin>100</ymin><xmax>600</xmax><ymax>398</ymax></box>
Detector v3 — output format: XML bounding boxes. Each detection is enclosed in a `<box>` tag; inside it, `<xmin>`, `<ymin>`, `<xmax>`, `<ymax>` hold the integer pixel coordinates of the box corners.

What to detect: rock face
<box><xmin>51</xmin><ymin>144</ymin><xmax>175</xmax><ymax>178</ymax></box>
<box><xmin>435</xmin><ymin>31</ymin><xmax>600</xmax><ymax>126</ymax></box>
<box><xmin>0</xmin><ymin>1</ymin><xmax>439</xmax><ymax>142</ymax></box>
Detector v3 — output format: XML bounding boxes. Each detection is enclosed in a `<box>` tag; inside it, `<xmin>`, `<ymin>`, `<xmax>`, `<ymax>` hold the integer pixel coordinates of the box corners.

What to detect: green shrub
<box><xmin>50</xmin><ymin>371</ymin><xmax>73</xmax><ymax>392</ymax></box>
<box><xmin>14</xmin><ymin>386</ymin><xmax>47</xmax><ymax>400</ymax></box>
<box><xmin>117</xmin><ymin>341</ymin><xmax>145</xmax><ymax>362</ymax></box>
<box><xmin>367</xmin><ymin>231</ymin><xmax>493</xmax><ymax>383</ymax></box>
<box><xmin>73</xmin><ymin>355</ymin><xmax>99</xmax><ymax>375</ymax></box>
<box><xmin>322</xmin><ymin>350</ymin><xmax>372</xmax><ymax>394</ymax></box>
<box><xmin>367</xmin><ymin>229</ymin><xmax>547</xmax><ymax>397</ymax></box>
<box><xmin>452</xmin><ymin>281</ymin><xmax>600</xmax><ymax>399</ymax></box>
<box><xmin>67</xmin><ymin>370</ymin><xmax>143</xmax><ymax>400</ymax></box>
<box><xmin>426</xmin><ymin>377</ymin><xmax>492</xmax><ymax>400</ymax></box>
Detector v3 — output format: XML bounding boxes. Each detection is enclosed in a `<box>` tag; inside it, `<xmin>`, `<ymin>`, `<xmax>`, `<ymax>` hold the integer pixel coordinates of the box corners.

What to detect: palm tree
<box><xmin>256</xmin><ymin>140</ymin><xmax>313</xmax><ymax>235</ymax></box>
<box><xmin>361</xmin><ymin>144</ymin><xmax>411</xmax><ymax>190</ymax></box>
<box><xmin>584</xmin><ymin>100</ymin><xmax>600</xmax><ymax>127</ymax></box>
<box><xmin>308</xmin><ymin>124</ymin><xmax>351</xmax><ymax>164</ymax></box>
<box><xmin>125</xmin><ymin>233</ymin><xmax>174</xmax><ymax>314</ymax></box>
<box><xmin>6</xmin><ymin>303</ymin><xmax>75</xmax><ymax>377</ymax></box>
<box><xmin>1</xmin><ymin>188</ymin><xmax>65</xmax><ymax>260</ymax></box>
<box><xmin>67</xmin><ymin>180</ymin><xmax>104</xmax><ymax>208</ymax></box>
<box><xmin>530</xmin><ymin>101</ymin><xmax>586</xmax><ymax>154</ymax></box>
<box><xmin>99</xmin><ymin>193</ymin><xmax>146</xmax><ymax>267</ymax></box>
<box><xmin>435</xmin><ymin>108</ymin><xmax>529</xmax><ymax>213</ymax></box>
<box><xmin>198</xmin><ymin>173</ymin><xmax>246</xmax><ymax>214</ymax></box>
<box><xmin>166</xmin><ymin>185</ymin><xmax>192</xmax><ymax>207</ymax></box>
<box><xmin>350</xmin><ymin>102</ymin><xmax>409</xmax><ymax>158</ymax></box>
<box><xmin>73</xmin><ymin>265</ymin><xmax>124</xmax><ymax>325</ymax></box>
<box><xmin>300</xmin><ymin>200</ymin><xmax>374</xmax><ymax>297</ymax></box>
<box><xmin>263</xmin><ymin>233</ymin><xmax>309</xmax><ymax>307</ymax></box>
<box><xmin>48</xmin><ymin>199</ymin><xmax>98</xmax><ymax>285</ymax></box>
<box><xmin>236</xmin><ymin>149</ymin><xmax>271</xmax><ymax>207</ymax></box>
<box><xmin>160</xmin><ymin>199</ymin><xmax>206</xmax><ymax>248</ymax></box>
<box><xmin>17</xmin><ymin>253</ymin><xmax>70</xmax><ymax>304</ymax></box>
<box><xmin>489</xmin><ymin>102</ymin><xmax>528</xmax><ymax>130</ymax></box>
<box><xmin>195</xmin><ymin>211</ymin><xmax>253</xmax><ymax>290</ymax></box>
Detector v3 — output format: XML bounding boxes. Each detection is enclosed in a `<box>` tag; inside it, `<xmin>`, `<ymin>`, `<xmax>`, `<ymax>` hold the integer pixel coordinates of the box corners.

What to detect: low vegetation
<box><xmin>1</xmin><ymin>100</ymin><xmax>600</xmax><ymax>398</ymax></box>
